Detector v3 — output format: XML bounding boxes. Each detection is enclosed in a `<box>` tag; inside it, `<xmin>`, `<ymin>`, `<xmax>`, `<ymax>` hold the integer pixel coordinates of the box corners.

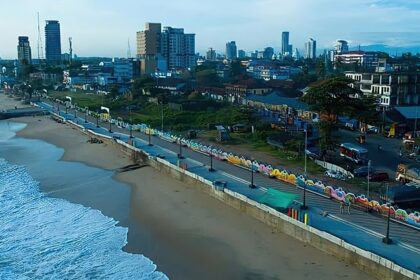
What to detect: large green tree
<box><xmin>301</xmin><ymin>77</ymin><xmax>367</xmax><ymax>147</ymax></box>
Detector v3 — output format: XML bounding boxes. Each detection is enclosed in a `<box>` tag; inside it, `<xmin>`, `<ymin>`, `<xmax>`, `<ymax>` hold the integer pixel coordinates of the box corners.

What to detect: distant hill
<box><xmin>350</xmin><ymin>44</ymin><xmax>420</xmax><ymax>55</ymax></box>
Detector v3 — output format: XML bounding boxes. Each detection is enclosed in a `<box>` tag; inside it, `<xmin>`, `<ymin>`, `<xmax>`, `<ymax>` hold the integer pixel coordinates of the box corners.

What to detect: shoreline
<box><xmin>5</xmin><ymin>114</ymin><xmax>373</xmax><ymax>279</ymax></box>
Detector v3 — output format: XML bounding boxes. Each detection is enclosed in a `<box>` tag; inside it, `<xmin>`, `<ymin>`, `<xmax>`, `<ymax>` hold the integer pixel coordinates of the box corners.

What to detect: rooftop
<box><xmin>246</xmin><ymin>91</ymin><xmax>308</xmax><ymax>110</ymax></box>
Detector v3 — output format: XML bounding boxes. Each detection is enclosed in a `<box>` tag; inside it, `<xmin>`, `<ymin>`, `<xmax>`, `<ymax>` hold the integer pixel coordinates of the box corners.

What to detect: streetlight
<box><xmin>84</xmin><ymin>107</ymin><xmax>88</xmax><ymax>123</ymax></box>
<box><xmin>129</xmin><ymin>107</ymin><xmax>133</xmax><ymax>138</ymax></box>
<box><xmin>301</xmin><ymin>129</ymin><xmax>308</xmax><ymax>210</ymax></box>
<box><xmin>160</xmin><ymin>102</ymin><xmax>164</xmax><ymax>132</ymax></box>
<box><xmin>382</xmin><ymin>183</ymin><xmax>393</xmax><ymax>244</ymax></box>
<box><xmin>65</xmin><ymin>96</ymin><xmax>71</xmax><ymax>115</ymax></box>
<box><xmin>177</xmin><ymin>137</ymin><xmax>184</xmax><ymax>159</ymax></box>
<box><xmin>249</xmin><ymin>159</ymin><xmax>256</xmax><ymax>189</ymax></box>
<box><xmin>148</xmin><ymin>126</ymin><xmax>153</xmax><ymax>146</ymax></box>
<box><xmin>96</xmin><ymin>111</ymin><xmax>99</xmax><ymax>128</ymax></box>
<box><xmin>209</xmin><ymin>149</ymin><xmax>215</xmax><ymax>172</ymax></box>
<box><xmin>101</xmin><ymin>106</ymin><xmax>111</xmax><ymax>133</ymax></box>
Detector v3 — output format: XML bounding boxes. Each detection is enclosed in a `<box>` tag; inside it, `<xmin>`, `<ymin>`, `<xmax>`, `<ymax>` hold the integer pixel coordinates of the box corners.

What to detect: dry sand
<box><xmin>0</xmin><ymin>92</ymin><xmax>30</xmax><ymax>111</ymax></box>
<box><xmin>3</xmin><ymin>95</ymin><xmax>374</xmax><ymax>279</ymax></box>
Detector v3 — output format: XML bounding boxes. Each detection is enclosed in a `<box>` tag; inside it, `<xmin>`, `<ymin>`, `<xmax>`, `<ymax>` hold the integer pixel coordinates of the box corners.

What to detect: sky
<box><xmin>1</xmin><ymin>0</ymin><xmax>420</xmax><ymax>59</ymax></box>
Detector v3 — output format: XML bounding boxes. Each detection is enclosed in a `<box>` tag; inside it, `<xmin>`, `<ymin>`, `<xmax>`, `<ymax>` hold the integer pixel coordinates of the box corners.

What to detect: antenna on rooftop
<box><xmin>127</xmin><ymin>38</ymin><xmax>132</xmax><ymax>59</ymax></box>
<box><xmin>37</xmin><ymin>12</ymin><xmax>44</xmax><ymax>61</ymax></box>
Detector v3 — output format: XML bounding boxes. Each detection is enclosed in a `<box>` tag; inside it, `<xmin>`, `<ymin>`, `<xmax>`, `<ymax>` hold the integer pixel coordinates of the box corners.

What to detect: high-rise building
<box><xmin>136</xmin><ymin>22</ymin><xmax>162</xmax><ymax>74</ymax></box>
<box><xmin>304</xmin><ymin>38</ymin><xmax>317</xmax><ymax>59</ymax></box>
<box><xmin>17</xmin><ymin>36</ymin><xmax>32</xmax><ymax>64</ymax></box>
<box><xmin>226</xmin><ymin>41</ymin><xmax>237</xmax><ymax>60</ymax></box>
<box><xmin>161</xmin><ymin>26</ymin><xmax>196</xmax><ymax>69</ymax></box>
<box><xmin>238</xmin><ymin>49</ymin><xmax>246</xmax><ymax>59</ymax></box>
<box><xmin>281</xmin><ymin>32</ymin><xmax>289</xmax><ymax>56</ymax></box>
<box><xmin>206</xmin><ymin>48</ymin><xmax>216</xmax><ymax>61</ymax></box>
<box><xmin>263</xmin><ymin>47</ymin><xmax>274</xmax><ymax>60</ymax></box>
<box><xmin>335</xmin><ymin>40</ymin><xmax>349</xmax><ymax>54</ymax></box>
<box><xmin>45</xmin><ymin>20</ymin><xmax>61</xmax><ymax>63</ymax></box>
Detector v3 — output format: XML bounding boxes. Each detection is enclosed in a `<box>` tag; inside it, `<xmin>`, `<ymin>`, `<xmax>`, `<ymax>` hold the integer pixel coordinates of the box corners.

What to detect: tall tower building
<box><xmin>45</xmin><ymin>20</ymin><xmax>62</xmax><ymax>63</ymax></box>
<box><xmin>281</xmin><ymin>31</ymin><xmax>289</xmax><ymax>56</ymax></box>
<box><xmin>136</xmin><ymin>22</ymin><xmax>162</xmax><ymax>74</ymax></box>
<box><xmin>161</xmin><ymin>26</ymin><xmax>196</xmax><ymax>69</ymax></box>
<box><xmin>17</xmin><ymin>36</ymin><xmax>32</xmax><ymax>64</ymax></box>
<box><xmin>206</xmin><ymin>48</ymin><xmax>216</xmax><ymax>61</ymax></box>
<box><xmin>304</xmin><ymin>38</ymin><xmax>317</xmax><ymax>59</ymax></box>
<box><xmin>225</xmin><ymin>41</ymin><xmax>237</xmax><ymax>60</ymax></box>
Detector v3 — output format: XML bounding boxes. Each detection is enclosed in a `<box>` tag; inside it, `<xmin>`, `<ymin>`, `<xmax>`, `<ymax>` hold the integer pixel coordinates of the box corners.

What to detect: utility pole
<box><xmin>367</xmin><ymin>160</ymin><xmax>371</xmax><ymax>199</ymax></box>
<box><xmin>301</xmin><ymin>129</ymin><xmax>308</xmax><ymax>210</ymax></box>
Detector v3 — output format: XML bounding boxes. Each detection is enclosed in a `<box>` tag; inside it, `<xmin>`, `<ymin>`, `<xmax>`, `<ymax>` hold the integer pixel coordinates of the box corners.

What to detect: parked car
<box><xmin>324</xmin><ymin>170</ymin><xmax>349</xmax><ymax>180</ymax></box>
<box><xmin>368</xmin><ymin>171</ymin><xmax>389</xmax><ymax>182</ymax></box>
<box><xmin>353</xmin><ymin>166</ymin><xmax>376</xmax><ymax>177</ymax></box>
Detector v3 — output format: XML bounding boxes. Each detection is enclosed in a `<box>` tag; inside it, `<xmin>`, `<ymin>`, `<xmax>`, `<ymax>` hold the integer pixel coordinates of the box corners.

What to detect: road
<box><xmin>337</xmin><ymin>129</ymin><xmax>418</xmax><ymax>174</ymax></box>
<box><xmin>38</xmin><ymin>100</ymin><xmax>420</xmax><ymax>274</ymax></box>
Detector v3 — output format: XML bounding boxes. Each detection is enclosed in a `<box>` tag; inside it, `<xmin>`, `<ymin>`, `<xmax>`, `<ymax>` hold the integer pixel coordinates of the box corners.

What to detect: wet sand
<box><xmin>2</xmin><ymin>94</ymin><xmax>374</xmax><ymax>279</ymax></box>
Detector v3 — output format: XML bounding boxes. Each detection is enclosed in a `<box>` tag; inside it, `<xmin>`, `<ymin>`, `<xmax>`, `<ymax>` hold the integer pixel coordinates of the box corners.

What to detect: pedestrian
<box><xmin>340</xmin><ymin>201</ymin><xmax>344</xmax><ymax>214</ymax></box>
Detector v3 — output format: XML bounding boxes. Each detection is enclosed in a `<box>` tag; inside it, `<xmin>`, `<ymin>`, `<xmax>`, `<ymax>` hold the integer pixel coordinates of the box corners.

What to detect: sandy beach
<box><xmin>1</xmin><ymin>93</ymin><xmax>373</xmax><ymax>279</ymax></box>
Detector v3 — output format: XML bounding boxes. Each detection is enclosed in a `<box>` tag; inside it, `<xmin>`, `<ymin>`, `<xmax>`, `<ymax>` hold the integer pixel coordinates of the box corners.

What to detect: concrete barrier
<box><xmin>62</xmin><ymin>120</ymin><xmax>418</xmax><ymax>280</ymax></box>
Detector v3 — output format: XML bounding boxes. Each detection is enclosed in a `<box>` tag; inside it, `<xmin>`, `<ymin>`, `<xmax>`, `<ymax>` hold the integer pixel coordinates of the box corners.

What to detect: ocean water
<box><xmin>0</xmin><ymin>121</ymin><xmax>168</xmax><ymax>280</ymax></box>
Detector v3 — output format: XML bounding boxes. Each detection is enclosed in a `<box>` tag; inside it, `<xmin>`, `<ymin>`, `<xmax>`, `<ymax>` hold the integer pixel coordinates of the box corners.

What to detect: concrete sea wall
<box><xmin>63</xmin><ymin>119</ymin><xmax>418</xmax><ymax>280</ymax></box>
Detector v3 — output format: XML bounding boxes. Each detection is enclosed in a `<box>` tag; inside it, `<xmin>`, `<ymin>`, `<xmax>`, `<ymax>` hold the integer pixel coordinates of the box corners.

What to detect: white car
<box><xmin>324</xmin><ymin>170</ymin><xmax>348</xmax><ymax>180</ymax></box>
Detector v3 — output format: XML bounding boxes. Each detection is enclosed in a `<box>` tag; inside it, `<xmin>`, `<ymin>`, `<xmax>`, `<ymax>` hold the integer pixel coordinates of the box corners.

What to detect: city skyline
<box><xmin>1</xmin><ymin>0</ymin><xmax>420</xmax><ymax>59</ymax></box>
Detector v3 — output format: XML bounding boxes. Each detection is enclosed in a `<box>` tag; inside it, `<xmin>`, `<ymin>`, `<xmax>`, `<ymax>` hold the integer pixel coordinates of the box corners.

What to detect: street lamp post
<box><xmin>178</xmin><ymin>137</ymin><xmax>184</xmax><ymax>159</ymax></box>
<box><xmin>249</xmin><ymin>159</ymin><xmax>256</xmax><ymax>189</ymax></box>
<box><xmin>84</xmin><ymin>107</ymin><xmax>88</xmax><ymax>123</ymax></box>
<box><xmin>129</xmin><ymin>107</ymin><xmax>133</xmax><ymax>139</ymax></box>
<box><xmin>301</xmin><ymin>129</ymin><xmax>308</xmax><ymax>210</ymax></box>
<box><xmin>96</xmin><ymin>111</ymin><xmax>99</xmax><ymax>128</ymax></box>
<box><xmin>148</xmin><ymin>127</ymin><xmax>153</xmax><ymax>146</ymax></box>
<box><xmin>382</xmin><ymin>183</ymin><xmax>393</xmax><ymax>244</ymax></box>
<box><xmin>101</xmin><ymin>106</ymin><xmax>111</xmax><ymax>133</ymax></box>
<box><xmin>161</xmin><ymin>103</ymin><xmax>164</xmax><ymax>132</ymax></box>
<box><xmin>209</xmin><ymin>150</ymin><xmax>215</xmax><ymax>172</ymax></box>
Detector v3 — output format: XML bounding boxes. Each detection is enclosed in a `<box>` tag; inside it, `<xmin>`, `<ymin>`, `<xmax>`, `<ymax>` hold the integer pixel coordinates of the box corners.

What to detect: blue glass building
<box><xmin>45</xmin><ymin>20</ymin><xmax>61</xmax><ymax>63</ymax></box>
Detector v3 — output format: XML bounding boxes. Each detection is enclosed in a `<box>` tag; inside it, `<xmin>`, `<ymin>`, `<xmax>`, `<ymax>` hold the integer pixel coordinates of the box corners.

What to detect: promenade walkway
<box><xmin>39</xmin><ymin>101</ymin><xmax>420</xmax><ymax>274</ymax></box>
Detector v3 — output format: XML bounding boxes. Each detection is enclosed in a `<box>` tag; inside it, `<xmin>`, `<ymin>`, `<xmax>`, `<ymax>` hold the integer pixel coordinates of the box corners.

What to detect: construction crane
<box><xmin>69</xmin><ymin>37</ymin><xmax>73</xmax><ymax>64</ymax></box>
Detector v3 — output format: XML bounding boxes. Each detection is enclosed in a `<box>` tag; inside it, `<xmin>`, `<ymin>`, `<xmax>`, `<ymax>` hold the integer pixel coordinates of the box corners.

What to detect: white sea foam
<box><xmin>0</xmin><ymin>121</ymin><xmax>26</xmax><ymax>141</ymax></box>
<box><xmin>0</xmin><ymin>158</ymin><xmax>168</xmax><ymax>280</ymax></box>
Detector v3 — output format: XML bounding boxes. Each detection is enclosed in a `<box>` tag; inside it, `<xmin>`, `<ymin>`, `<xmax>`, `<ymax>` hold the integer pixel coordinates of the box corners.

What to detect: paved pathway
<box><xmin>39</xmin><ymin>101</ymin><xmax>420</xmax><ymax>274</ymax></box>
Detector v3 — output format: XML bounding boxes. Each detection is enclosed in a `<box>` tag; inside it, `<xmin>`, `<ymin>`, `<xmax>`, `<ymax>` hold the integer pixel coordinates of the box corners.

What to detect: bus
<box><xmin>339</xmin><ymin>143</ymin><xmax>369</xmax><ymax>164</ymax></box>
